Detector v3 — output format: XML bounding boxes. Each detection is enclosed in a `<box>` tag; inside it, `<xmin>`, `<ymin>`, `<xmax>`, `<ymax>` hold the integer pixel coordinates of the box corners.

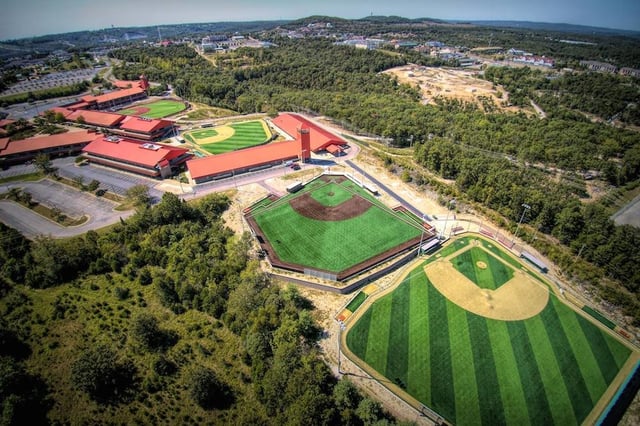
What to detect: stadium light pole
<box><xmin>337</xmin><ymin>320</ymin><xmax>346</xmax><ymax>374</ymax></box>
<box><xmin>418</xmin><ymin>214</ymin><xmax>427</xmax><ymax>256</ymax></box>
<box><xmin>512</xmin><ymin>203</ymin><xmax>531</xmax><ymax>244</ymax></box>
<box><xmin>441</xmin><ymin>198</ymin><xmax>455</xmax><ymax>240</ymax></box>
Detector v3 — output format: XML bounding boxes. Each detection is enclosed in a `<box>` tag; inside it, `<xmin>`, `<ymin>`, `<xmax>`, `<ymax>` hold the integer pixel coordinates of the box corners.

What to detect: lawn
<box><xmin>119</xmin><ymin>100</ymin><xmax>186</xmax><ymax>119</ymax></box>
<box><xmin>346</xmin><ymin>239</ymin><xmax>633</xmax><ymax>426</ymax></box>
<box><xmin>250</xmin><ymin>178</ymin><xmax>422</xmax><ymax>273</ymax></box>
<box><xmin>201</xmin><ymin>121</ymin><xmax>270</xmax><ymax>154</ymax></box>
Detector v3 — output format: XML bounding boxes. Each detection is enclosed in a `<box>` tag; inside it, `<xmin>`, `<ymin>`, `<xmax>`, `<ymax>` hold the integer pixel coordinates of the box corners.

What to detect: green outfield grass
<box><xmin>346</xmin><ymin>238</ymin><xmax>633</xmax><ymax>426</ymax></box>
<box><xmin>119</xmin><ymin>100</ymin><xmax>186</xmax><ymax>118</ymax></box>
<box><xmin>201</xmin><ymin>121</ymin><xmax>269</xmax><ymax>154</ymax></box>
<box><xmin>250</xmin><ymin>178</ymin><xmax>422</xmax><ymax>273</ymax></box>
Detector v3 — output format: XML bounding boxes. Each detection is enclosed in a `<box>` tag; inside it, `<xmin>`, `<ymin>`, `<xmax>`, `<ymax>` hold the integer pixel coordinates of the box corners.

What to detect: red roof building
<box><xmin>82</xmin><ymin>135</ymin><xmax>191</xmax><ymax>178</ymax></box>
<box><xmin>271</xmin><ymin>113</ymin><xmax>347</xmax><ymax>154</ymax></box>
<box><xmin>116</xmin><ymin>116</ymin><xmax>176</xmax><ymax>141</ymax></box>
<box><xmin>0</xmin><ymin>130</ymin><xmax>97</xmax><ymax>165</ymax></box>
<box><xmin>187</xmin><ymin>141</ymin><xmax>301</xmax><ymax>184</ymax></box>
<box><xmin>77</xmin><ymin>86</ymin><xmax>147</xmax><ymax>111</ymax></box>
<box><xmin>0</xmin><ymin>119</ymin><xmax>15</xmax><ymax>136</ymax></box>
<box><xmin>45</xmin><ymin>108</ymin><xmax>176</xmax><ymax>142</ymax></box>
<box><xmin>66</xmin><ymin>109</ymin><xmax>126</xmax><ymax>127</ymax></box>
<box><xmin>113</xmin><ymin>80</ymin><xmax>143</xmax><ymax>89</ymax></box>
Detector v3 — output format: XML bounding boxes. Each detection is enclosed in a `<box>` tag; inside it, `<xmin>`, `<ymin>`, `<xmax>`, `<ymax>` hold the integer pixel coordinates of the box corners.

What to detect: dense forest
<box><xmin>0</xmin><ymin>194</ymin><xmax>406</xmax><ymax>424</ymax></box>
<box><xmin>111</xmin><ymin>38</ymin><xmax>640</xmax><ymax>322</ymax></box>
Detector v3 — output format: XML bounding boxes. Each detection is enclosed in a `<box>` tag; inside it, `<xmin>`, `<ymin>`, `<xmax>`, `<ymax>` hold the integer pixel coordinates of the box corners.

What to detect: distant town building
<box><xmin>580</xmin><ymin>60</ymin><xmax>618</xmax><ymax>73</ymax></box>
<box><xmin>619</xmin><ymin>67</ymin><xmax>640</xmax><ymax>78</ymax></box>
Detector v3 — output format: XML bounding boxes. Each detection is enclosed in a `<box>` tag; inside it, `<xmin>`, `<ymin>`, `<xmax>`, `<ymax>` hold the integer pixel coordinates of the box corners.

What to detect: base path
<box><xmin>426</xmin><ymin>254</ymin><xmax>549</xmax><ymax>321</ymax></box>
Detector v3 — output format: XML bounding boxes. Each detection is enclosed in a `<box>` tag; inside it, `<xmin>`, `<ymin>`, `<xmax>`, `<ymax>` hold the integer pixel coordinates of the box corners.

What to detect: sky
<box><xmin>1</xmin><ymin>0</ymin><xmax>639</xmax><ymax>40</ymax></box>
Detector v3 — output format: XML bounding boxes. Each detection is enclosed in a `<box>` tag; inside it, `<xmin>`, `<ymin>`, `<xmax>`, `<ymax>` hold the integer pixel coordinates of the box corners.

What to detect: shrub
<box><xmin>188</xmin><ymin>367</ymin><xmax>233</xmax><ymax>410</ymax></box>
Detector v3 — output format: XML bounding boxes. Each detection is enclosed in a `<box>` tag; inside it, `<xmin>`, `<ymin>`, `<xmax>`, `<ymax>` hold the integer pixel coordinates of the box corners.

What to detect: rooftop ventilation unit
<box><xmin>141</xmin><ymin>143</ymin><xmax>161</xmax><ymax>151</ymax></box>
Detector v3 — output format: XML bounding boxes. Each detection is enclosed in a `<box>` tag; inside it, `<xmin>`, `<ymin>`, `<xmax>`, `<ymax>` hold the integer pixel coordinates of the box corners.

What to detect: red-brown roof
<box><xmin>119</xmin><ymin>116</ymin><xmax>173</xmax><ymax>133</ymax></box>
<box><xmin>0</xmin><ymin>130</ymin><xmax>96</xmax><ymax>157</ymax></box>
<box><xmin>83</xmin><ymin>87</ymin><xmax>146</xmax><ymax>105</ymax></box>
<box><xmin>271</xmin><ymin>113</ymin><xmax>347</xmax><ymax>152</ymax></box>
<box><xmin>46</xmin><ymin>107</ymin><xmax>74</xmax><ymax>118</ymax></box>
<box><xmin>187</xmin><ymin>141</ymin><xmax>300</xmax><ymax>180</ymax></box>
<box><xmin>0</xmin><ymin>138</ymin><xmax>9</xmax><ymax>150</ymax></box>
<box><xmin>113</xmin><ymin>80</ymin><xmax>142</xmax><ymax>89</ymax></box>
<box><xmin>0</xmin><ymin>119</ymin><xmax>16</xmax><ymax>128</ymax></box>
<box><xmin>325</xmin><ymin>144</ymin><xmax>343</xmax><ymax>155</ymax></box>
<box><xmin>67</xmin><ymin>102</ymin><xmax>91</xmax><ymax>111</ymax></box>
<box><xmin>66</xmin><ymin>110</ymin><xmax>126</xmax><ymax>127</ymax></box>
<box><xmin>83</xmin><ymin>136</ymin><xmax>189</xmax><ymax>168</ymax></box>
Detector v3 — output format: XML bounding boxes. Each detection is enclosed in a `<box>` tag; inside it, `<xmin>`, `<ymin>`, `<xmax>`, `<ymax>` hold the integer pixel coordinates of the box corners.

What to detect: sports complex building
<box><xmin>0</xmin><ymin>130</ymin><xmax>98</xmax><ymax>166</ymax></box>
<box><xmin>82</xmin><ymin>135</ymin><xmax>191</xmax><ymax>178</ymax></box>
<box><xmin>186</xmin><ymin>113</ymin><xmax>348</xmax><ymax>184</ymax></box>
<box><xmin>49</xmin><ymin>107</ymin><xmax>178</xmax><ymax>142</ymax></box>
<box><xmin>63</xmin><ymin>77</ymin><xmax>149</xmax><ymax>112</ymax></box>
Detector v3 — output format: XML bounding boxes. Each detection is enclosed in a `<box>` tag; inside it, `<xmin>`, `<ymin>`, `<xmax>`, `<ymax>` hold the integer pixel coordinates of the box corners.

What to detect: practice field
<box><xmin>245</xmin><ymin>175</ymin><xmax>425</xmax><ymax>279</ymax></box>
<box><xmin>183</xmin><ymin>121</ymin><xmax>270</xmax><ymax>154</ymax></box>
<box><xmin>118</xmin><ymin>100</ymin><xmax>186</xmax><ymax>118</ymax></box>
<box><xmin>346</xmin><ymin>236</ymin><xmax>635</xmax><ymax>425</ymax></box>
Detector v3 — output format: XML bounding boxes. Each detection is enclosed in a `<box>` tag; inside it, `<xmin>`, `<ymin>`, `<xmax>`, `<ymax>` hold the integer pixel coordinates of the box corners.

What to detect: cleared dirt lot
<box><xmin>384</xmin><ymin>65</ymin><xmax>521</xmax><ymax>113</ymax></box>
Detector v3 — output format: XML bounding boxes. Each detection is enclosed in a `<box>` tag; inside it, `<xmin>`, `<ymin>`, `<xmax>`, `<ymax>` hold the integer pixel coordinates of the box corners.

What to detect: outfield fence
<box><xmin>304</xmin><ymin>268</ymin><xmax>338</xmax><ymax>281</ymax></box>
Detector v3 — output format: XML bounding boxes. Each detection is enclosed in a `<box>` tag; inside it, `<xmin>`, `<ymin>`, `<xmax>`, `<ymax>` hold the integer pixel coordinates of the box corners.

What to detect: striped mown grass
<box><xmin>346</xmin><ymin>240</ymin><xmax>632</xmax><ymax>426</ymax></box>
<box><xmin>201</xmin><ymin>121</ymin><xmax>269</xmax><ymax>154</ymax></box>
<box><xmin>119</xmin><ymin>100</ymin><xmax>186</xmax><ymax>118</ymax></box>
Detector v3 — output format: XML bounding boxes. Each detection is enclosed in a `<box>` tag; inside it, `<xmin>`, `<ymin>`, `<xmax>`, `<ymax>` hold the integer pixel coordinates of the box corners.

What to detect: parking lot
<box><xmin>0</xmin><ymin>157</ymin><xmax>166</xmax><ymax>238</ymax></box>
<box><xmin>1</xmin><ymin>67</ymin><xmax>103</xmax><ymax>97</ymax></box>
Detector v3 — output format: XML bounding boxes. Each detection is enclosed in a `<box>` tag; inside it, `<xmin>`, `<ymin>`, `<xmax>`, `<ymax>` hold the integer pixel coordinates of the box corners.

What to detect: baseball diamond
<box><xmin>344</xmin><ymin>236</ymin><xmax>637</xmax><ymax>426</ymax></box>
<box><xmin>245</xmin><ymin>174</ymin><xmax>431</xmax><ymax>280</ymax></box>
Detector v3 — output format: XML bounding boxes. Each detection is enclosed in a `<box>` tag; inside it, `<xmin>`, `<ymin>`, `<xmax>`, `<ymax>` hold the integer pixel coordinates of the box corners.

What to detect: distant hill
<box><xmin>462</xmin><ymin>20</ymin><xmax>640</xmax><ymax>37</ymax></box>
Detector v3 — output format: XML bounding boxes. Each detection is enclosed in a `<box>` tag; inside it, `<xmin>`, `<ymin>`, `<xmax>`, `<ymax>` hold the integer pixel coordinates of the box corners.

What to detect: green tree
<box><xmin>71</xmin><ymin>344</ymin><xmax>137</xmax><ymax>403</ymax></box>
<box><xmin>188</xmin><ymin>366</ymin><xmax>233</xmax><ymax>410</ymax></box>
<box><xmin>0</xmin><ymin>357</ymin><xmax>50</xmax><ymax>425</ymax></box>
<box><xmin>130</xmin><ymin>313</ymin><xmax>177</xmax><ymax>352</ymax></box>
<box><xmin>33</xmin><ymin>153</ymin><xmax>56</xmax><ymax>175</ymax></box>
<box><xmin>125</xmin><ymin>184</ymin><xmax>152</xmax><ymax>208</ymax></box>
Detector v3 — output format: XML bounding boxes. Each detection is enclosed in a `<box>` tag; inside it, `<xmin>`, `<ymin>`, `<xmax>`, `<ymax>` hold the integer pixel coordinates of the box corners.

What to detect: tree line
<box><xmin>0</xmin><ymin>194</ymin><xmax>405</xmax><ymax>424</ymax></box>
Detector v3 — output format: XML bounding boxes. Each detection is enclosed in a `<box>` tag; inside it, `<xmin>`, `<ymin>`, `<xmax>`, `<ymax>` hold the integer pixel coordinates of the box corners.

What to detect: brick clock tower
<box><xmin>298</xmin><ymin>126</ymin><xmax>311</xmax><ymax>163</ymax></box>
<box><xmin>139</xmin><ymin>74</ymin><xmax>150</xmax><ymax>91</ymax></box>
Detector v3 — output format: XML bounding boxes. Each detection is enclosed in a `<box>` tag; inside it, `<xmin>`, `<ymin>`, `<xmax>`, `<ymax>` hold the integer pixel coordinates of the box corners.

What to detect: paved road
<box><xmin>345</xmin><ymin>160</ymin><xmax>424</xmax><ymax>218</ymax></box>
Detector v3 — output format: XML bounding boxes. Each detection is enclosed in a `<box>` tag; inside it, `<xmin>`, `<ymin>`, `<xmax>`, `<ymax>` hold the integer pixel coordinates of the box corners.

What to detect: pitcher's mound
<box><xmin>476</xmin><ymin>261</ymin><xmax>488</xmax><ymax>269</ymax></box>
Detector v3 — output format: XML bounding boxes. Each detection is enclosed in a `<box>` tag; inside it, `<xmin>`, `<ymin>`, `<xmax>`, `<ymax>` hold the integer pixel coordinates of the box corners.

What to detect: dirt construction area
<box><xmin>384</xmin><ymin>65</ymin><xmax>519</xmax><ymax>112</ymax></box>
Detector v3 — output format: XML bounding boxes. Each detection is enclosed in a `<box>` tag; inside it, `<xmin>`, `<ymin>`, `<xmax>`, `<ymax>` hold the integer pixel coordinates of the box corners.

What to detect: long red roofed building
<box><xmin>0</xmin><ymin>130</ymin><xmax>97</xmax><ymax>166</ymax></box>
<box><xmin>271</xmin><ymin>113</ymin><xmax>347</xmax><ymax>154</ymax></box>
<box><xmin>115</xmin><ymin>116</ymin><xmax>176</xmax><ymax>141</ymax></box>
<box><xmin>82</xmin><ymin>135</ymin><xmax>191</xmax><ymax>178</ymax></box>
<box><xmin>45</xmin><ymin>108</ymin><xmax>177</xmax><ymax>141</ymax></box>
<box><xmin>187</xmin><ymin>141</ymin><xmax>301</xmax><ymax>184</ymax></box>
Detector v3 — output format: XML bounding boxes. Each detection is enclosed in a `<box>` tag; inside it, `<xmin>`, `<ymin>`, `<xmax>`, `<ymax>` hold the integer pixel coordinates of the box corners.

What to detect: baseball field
<box><xmin>345</xmin><ymin>236</ymin><xmax>636</xmax><ymax>425</ymax></box>
<box><xmin>183</xmin><ymin>120</ymin><xmax>270</xmax><ymax>154</ymax></box>
<box><xmin>118</xmin><ymin>100</ymin><xmax>186</xmax><ymax>118</ymax></box>
<box><xmin>246</xmin><ymin>175</ymin><xmax>425</xmax><ymax>278</ymax></box>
